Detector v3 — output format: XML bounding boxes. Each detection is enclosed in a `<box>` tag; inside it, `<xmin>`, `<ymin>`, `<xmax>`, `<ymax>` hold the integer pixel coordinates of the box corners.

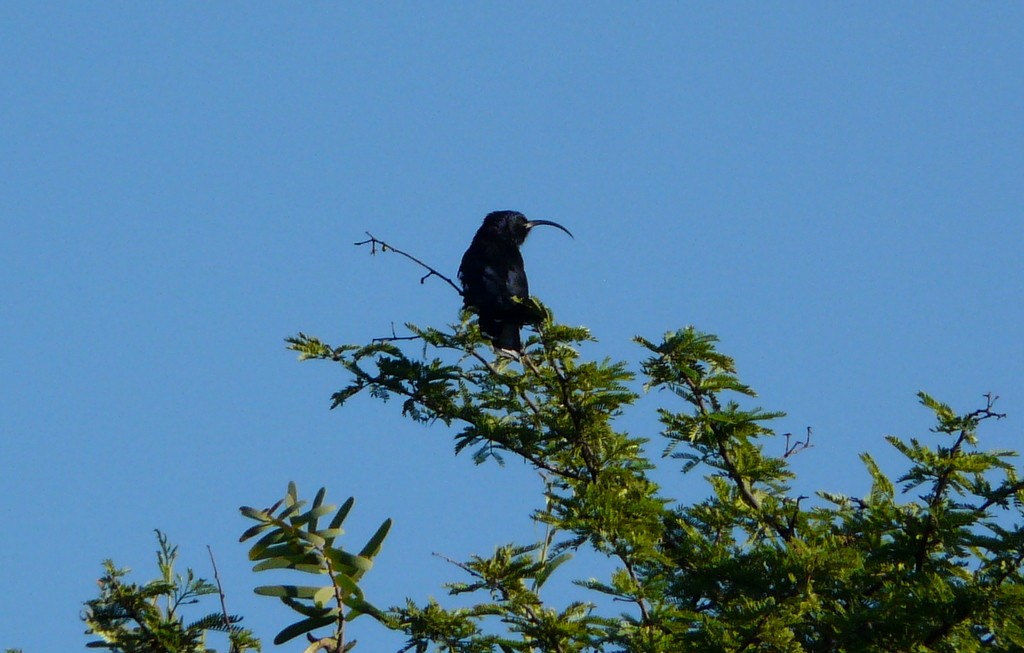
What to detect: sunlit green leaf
<box><xmin>325</xmin><ymin>548</ymin><xmax>373</xmax><ymax>575</ymax></box>
<box><xmin>254</xmin><ymin>585</ymin><xmax>323</xmax><ymax>599</ymax></box>
<box><xmin>313</xmin><ymin>585</ymin><xmax>335</xmax><ymax>608</ymax></box>
<box><xmin>358</xmin><ymin>518</ymin><xmax>392</xmax><ymax>560</ymax></box>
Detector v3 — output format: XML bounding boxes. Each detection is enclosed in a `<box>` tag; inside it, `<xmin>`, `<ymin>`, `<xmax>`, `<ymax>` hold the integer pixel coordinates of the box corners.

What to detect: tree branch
<box><xmin>538</xmin><ymin>334</ymin><xmax>600</xmax><ymax>482</ymax></box>
<box><xmin>965</xmin><ymin>392</ymin><xmax>1007</xmax><ymax>423</ymax></box>
<box><xmin>915</xmin><ymin>394</ymin><xmax>1007</xmax><ymax>574</ymax></box>
<box><xmin>355</xmin><ymin>232</ymin><xmax>463</xmax><ymax>296</ymax></box>
<box><xmin>616</xmin><ymin>549</ymin><xmax>652</xmax><ymax>624</ymax></box>
<box><xmin>687</xmin><ymin>379</ymin><xmax>794</xmax><ymax>542</ymax></box>
<box><xmin>343</xmin><ymin>356</ymin><xmax>586</xmax><ymax>481</ymax></box>
<box><xmin>372</xmin><ymin>321</ymin><xmax>425</xmax><ymax>344</ymax></box>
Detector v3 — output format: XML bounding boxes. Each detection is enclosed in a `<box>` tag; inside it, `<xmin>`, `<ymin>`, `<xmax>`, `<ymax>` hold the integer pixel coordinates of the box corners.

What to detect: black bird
<box><xmin>458</xmin><ymin>210</ymin><xmax>573</xmax><ymax>352</ymax></box>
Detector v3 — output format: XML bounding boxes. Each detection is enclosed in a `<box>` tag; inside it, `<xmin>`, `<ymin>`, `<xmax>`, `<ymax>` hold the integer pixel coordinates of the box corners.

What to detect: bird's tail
<box><xmin>479</xmin><ymin>317</ymin><xmax>523</xmax><ymax>352</ymax></box>
<box><xmin>495</xmin><ymin>322</ymin><xmax>523</xmax><ymax>352</ymax></box>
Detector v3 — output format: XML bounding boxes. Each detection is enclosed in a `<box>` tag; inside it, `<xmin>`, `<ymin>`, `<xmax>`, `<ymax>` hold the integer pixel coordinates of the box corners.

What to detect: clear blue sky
<box><xmin>2</xmin><ymin>4</ymin><xmax>1021</xmax><ymax>651</ymax></box>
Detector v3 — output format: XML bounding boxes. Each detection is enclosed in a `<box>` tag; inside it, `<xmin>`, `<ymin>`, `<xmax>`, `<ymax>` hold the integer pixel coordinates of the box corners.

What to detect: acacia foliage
<box><xmin>286</xmin><ymin>311</ymin><xmax>1024</xmax><ymax>652</ymax></box>
<box><xmin>82</xmin><ymin>530</ymin><xmax>259</xmax><ymax>653</ymax></box>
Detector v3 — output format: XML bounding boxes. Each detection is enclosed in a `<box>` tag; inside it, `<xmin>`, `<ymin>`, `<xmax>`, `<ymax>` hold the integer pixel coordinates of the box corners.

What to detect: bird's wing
<box><xmin>505</xmin><ymin>263</ymin><xmax>529</xmax><ymax>302</ymax></box>
<box><xmin>470</xmin><ymin>263</ymin><xmax>522</xmax><ymax>310</ymax></box>
<box><xmin>458</xmin><ymin>242</ymin><xmax>531</xmax><ymax>316</ymax></box>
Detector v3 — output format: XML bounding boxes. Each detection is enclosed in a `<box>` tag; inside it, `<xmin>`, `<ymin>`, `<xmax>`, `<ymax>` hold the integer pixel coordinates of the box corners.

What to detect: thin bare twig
<box><xmin>371</xmin><ymin>334</ymin><xmax>423</xmax><ymax>343</ymax></box>
<box><xmin>967</xmin><ymin>392</ymin><xmax>1007</xmax><ymax>422</ymax></box>
<box><xmin>206</xmin><ymin>545</ymin><xmax>232</xmax><ymax>632</ymax></box>
<box><xmin>355</xmin><ymin>232</ymin><xmax>463</xmax><ymax>296</ymax></box>
<box><xmin>783</xmin><ymin>427</ymin><xmax>813</xmax><ymax>459</ymax></box>
<box><xmin>372</xmin><ymin>321</ymin><xmax>424</xmax><ymax>344</ymax></box>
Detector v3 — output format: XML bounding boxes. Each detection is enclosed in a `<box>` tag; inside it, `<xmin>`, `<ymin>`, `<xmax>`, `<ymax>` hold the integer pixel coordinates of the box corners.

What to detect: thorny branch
<box><xmin>356</xmin><ymin>232</ymin><xmax>463</xmax><ymax>296</ymax></box>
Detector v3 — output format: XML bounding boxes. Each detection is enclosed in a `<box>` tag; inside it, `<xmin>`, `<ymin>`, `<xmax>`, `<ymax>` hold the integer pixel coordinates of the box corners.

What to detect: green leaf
<box><xmin>327</xmin><ymin>497</ymin><xmax>355</xmax><ymax>531</ymax></box>
<box><xmin>358</xmin><ymin>518</ymin><xmax>392</xmax><ymax>560</ymax></box>
<box><xmin>313</xmin><ymin>584</ymin><xmax>336</xmax><ymax>608</ymax></box>
<box><xmin>918</xmin><ymin>391</ymin><xmax>956</xmax><ymax>423</ymax></box>
<box><xmin>239</xmin><ymin>521</ymin><xmax>273</xmax><ymax>542</ymax></box>
<box><xmin>239</xmin><ymin>506</ymin><xmax>269</xmax><ymax>521</ymax></box>
<box><xmin>252</xmin><ymin>556</ymin><xmax>319</xmax><ymax>573</ymax></box>
<box><xmin>325</xmin><ymin>548</ymin><xmax>373</xmax><ymax>575</ymax></box>
<box><xmin>280</xmin><ymin>596</ymin><xmax>333</xmax><ymax>618</ymax></box>
<box><xmin>312</xmin><ymin>486</ymin><xmax>327</xmax><ymax>509</ymax></box>
<box><xmin>273</xmin><ymin>612</ymin><xmax>339</xmax><ymax>645</ymax></box>
<box><xmin>294</xmin><ymin>528</ymin><xmax>327</xmax><ymax>548</ymax></box>
<box><xmin>291</xmin><ymin>503</ymin><xmax>337</xmax><ymax>527</ymax></box>
<box><xmin>302</xmin><ymin>638</ymin><xmax>334</xmax><ymax>653</ymax></box>
<box><xmin>254</xmin><ymin>585</ymin><xmax>324</xmax><ymax>599</ymax></box>
<box><xmin>247</xmin><ymin>528</ymin><xmax>289</xmax><ymax>560</ymax></box>
<box><xmin>343</xmin><ymin>597</ymin><xmax>381</xmax><ymax>621</ymax></box>
<box><xmin>316</xmin><ymin>528</ymin><xmax>345</xmax><ymax>541</ymax></box>
<box><xmin>535</xmin><ymin>552</ymin><xmax>572</xmax><ymax>588</ymax></box>
<box><xmin>333</xmin><ymin>572</ymin><xmax>362</xmax><ymax>599</ymax></box>
<box><xmin>249</xmin><ymin>541</ymin><xmax>312</xmax><ymax>563</ymax></box>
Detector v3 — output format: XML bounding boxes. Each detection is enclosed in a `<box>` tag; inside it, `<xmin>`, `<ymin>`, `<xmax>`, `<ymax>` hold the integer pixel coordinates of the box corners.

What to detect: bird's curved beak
<box><xmin>524</xmin><ymin>219</ymin><xmax>574</xmax><ymax>239</ymax></box>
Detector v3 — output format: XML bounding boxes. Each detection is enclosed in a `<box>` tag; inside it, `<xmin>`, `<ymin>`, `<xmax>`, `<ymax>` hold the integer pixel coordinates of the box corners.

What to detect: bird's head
<box><xmin>479</xmin><ymin>210</ymin><xmax>574</xmax><ymax>247</ymax></box>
